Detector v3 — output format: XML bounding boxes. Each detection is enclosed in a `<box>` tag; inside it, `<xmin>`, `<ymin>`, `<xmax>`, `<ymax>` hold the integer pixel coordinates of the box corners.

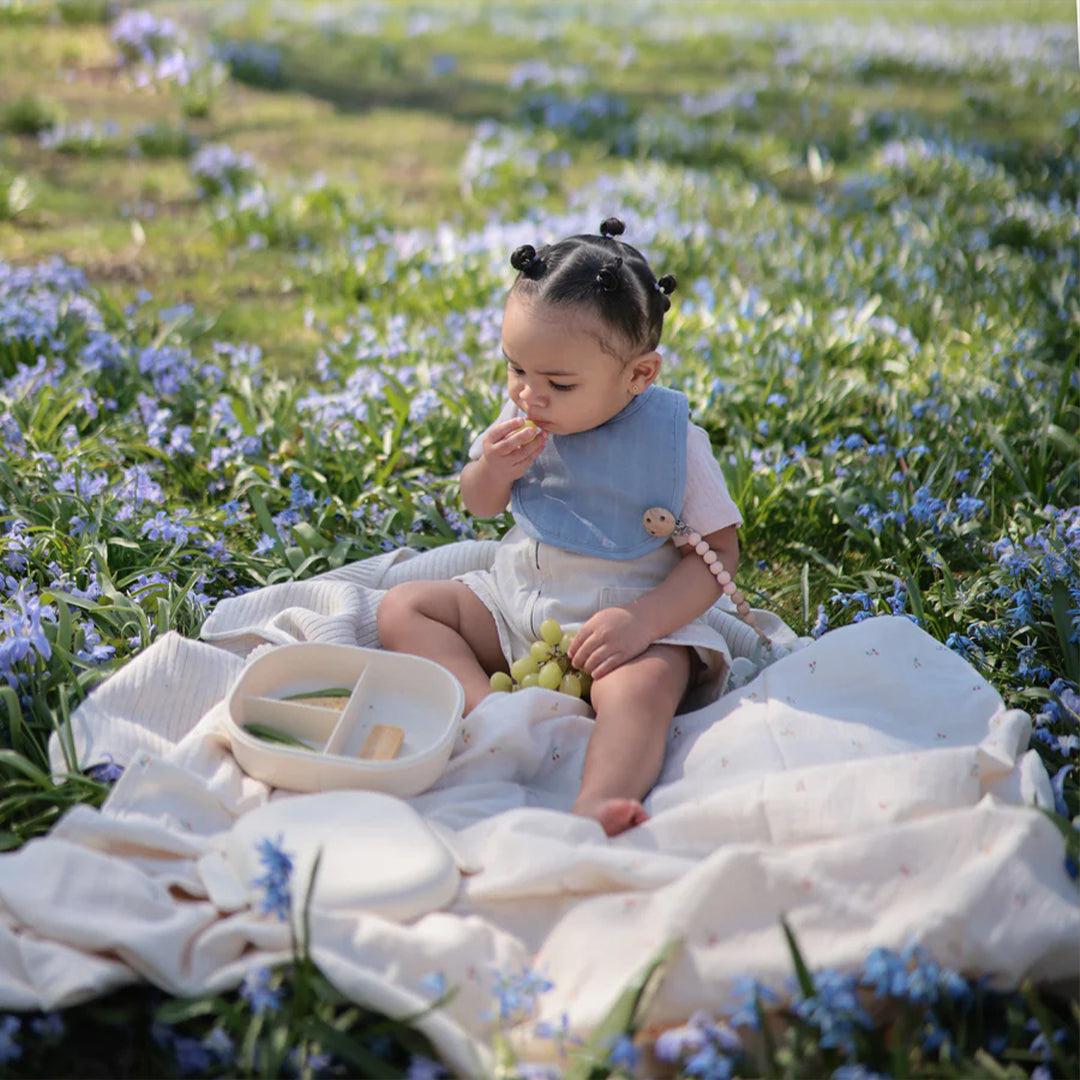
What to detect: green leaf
<box><xmin>984</xmin><ymin>426</ymin><xmax>1030</xmax><ymax>495</ymax></box>
<box><xmin>292</xmin><ymin>521</ymin><xmax>328</xmax><ymax>554</ymax></box>
<box><xmin>904</xmin><ymin>571</ymin><xmax>925</xmax><ymax>624</ymax></box>
<box><xmin>800</xmin><ymin>561</ymin><xmax>809</xmax><ymax>629</ymax></box>
<box><xmin>565</xmin><ymin>937</ymin><xmax>682</xmax><ymax>1080</ymax></box>
<box><xmin>327</xmin><ymin>538</ymin><xmax>353</xmax><ymax>571</ymax></box>
<box><xmin>0</xmin><ymin>749</ymin><xmax>53</xmax><ymax>788</ymax></box>
<box><xmin>779</xmin><ymin>915</ymin><xmax>815</xmax><ymax>1000</ymax></box>
<box><xmin>1050</xmin><ymin>580</ymin><xmax>1079</xmax><ymax>684</ymax></box>
<box><xmin>490</xmin><ymin>1028</ymin><xmax>519</xmax><ymax>1079</ymax></box>
<box><xmin>54</xmin><ymin>594</ymin><xmax>73</xmax><ymax>656</ymax></box>
<box><xmin>0</xmin><ymin>686</ymin><xmax>25</xmax><ymax>748</ymax></box>
<box><xmin>302</xmin><ymin>1017</ymin><xmax>405</xmax><ymax>1079</ymax></box>
<box><xmin>1020</xmin><ymin>979</ymin><xmax>1072</xmax><ymax>1076</ymax></box>
<box><xmin>155</xmin><ymin>994</ymin><xmax>228</xmax><ymax>1024</ymax></box>
<box><xmin>248</xmin><ymin>487</ymin><xmax>282</xmax><ymax>550</ymax></box>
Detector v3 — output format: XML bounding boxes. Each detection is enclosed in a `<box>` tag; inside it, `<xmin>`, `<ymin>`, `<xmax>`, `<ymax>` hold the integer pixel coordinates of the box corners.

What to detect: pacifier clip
<box><xmin>642</xmin><ymin>506</ymin><xmax>772</xmax><ymax>646</ymax></box>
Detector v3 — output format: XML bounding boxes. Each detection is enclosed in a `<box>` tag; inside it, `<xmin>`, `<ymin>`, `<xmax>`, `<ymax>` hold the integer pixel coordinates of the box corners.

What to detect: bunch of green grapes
<box><xmin>489</xmin><ymin>619</ymin><xmax>591</xmax><ymax>700</ymax></box>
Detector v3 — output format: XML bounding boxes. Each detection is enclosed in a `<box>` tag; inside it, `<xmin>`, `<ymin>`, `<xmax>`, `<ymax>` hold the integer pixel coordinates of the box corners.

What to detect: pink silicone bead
<box><xmin>709</xmin><ymin>562</ymin><xmax>723</xmax><ymax>575</ymax></box>
<box><xmin>723</xmin><ymin>581</ymin><xmax>737</xmax><ymax>595</ymax></box>
<box><xmin>737</xmin><ymin>602</ymin><xmax>751</xmax><ymax>615</ymax></box>
<box><xmin>702</xmin><ymin>551</ymin><xmax>718</xmax><ymax>565</ymax></box>
<box><xmin>694</xmin><ymin>540</ymin><xmax>710</xmax><ymax>555</ymax></box>
<box><xmin>717</xmin><ymin>570</ymin><xmax>731</xmax><ymax>585</ymax></box>
<box><xmin>731</xmin><ymin>591</ymin><xmax>744</xmax><ymax>604</ymax></box>
<box><xmin>687</xmin><ymin>532</ymin><xmax>701</xmax><ymax>545</ymax></box>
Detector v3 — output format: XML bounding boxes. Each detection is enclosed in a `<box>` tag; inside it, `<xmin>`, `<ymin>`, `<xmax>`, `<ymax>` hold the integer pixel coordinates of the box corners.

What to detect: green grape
<box><xmin>520</xmin><ymin>672</ymin><xmax>540</xmax><ymax>689</ymax></box>
<box><xmin>510</xmin><ymin>656</ymin><xmax>538</xmax><ymax>682</ymax></box>
<box><xmin>539</xmin><ymin>619</ymin><xmax>563</xmax><ymax>646</ymax></box>
<box><xmin>557</xmin><ymin>654</ymin><xmax>570</xmax><ymax>674</ymax></box>
<box><xmin>489</xmin><ymin>672</ymin><xmax>513</xmax><ymax>693</ymax></box>
<box><xmin>538</xmin><ymin>660</ymin><xmax>563</xmax><ymax>690</ymax></box>
<box><xmin>530</xmin><ymin>640</ymin><xmax>553</xmax><ymax>663</ymax></box>
<box><xmin>559</xmin><ymin>673</ymin><xmax>582</xmax><ymax>698</ymax></box>
<box><xmin>559</xmin><ymin>632</ymin><xmax>575</xmax><ymax>654</ymax></box>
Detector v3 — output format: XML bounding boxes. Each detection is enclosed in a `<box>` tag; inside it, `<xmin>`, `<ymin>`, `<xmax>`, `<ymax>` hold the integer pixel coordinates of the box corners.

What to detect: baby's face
<box><xmin>501</xmin><ymin>293</ymin><xmax>658</xmax><ymax>436</ymax></box>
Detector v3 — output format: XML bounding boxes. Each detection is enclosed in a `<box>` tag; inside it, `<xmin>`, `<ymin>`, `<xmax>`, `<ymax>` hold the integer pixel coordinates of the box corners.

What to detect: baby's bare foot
<box><xmin>572</xmin><ymin>796</ymin><xmax>649</xmax><ymax>837</ymax></box>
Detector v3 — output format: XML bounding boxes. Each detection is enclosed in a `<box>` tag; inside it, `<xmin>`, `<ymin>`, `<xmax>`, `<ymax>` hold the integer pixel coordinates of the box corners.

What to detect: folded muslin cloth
<box><xmin>0</xmin><ymin>539</ymin><xmax>1071</xmax><ymax>1076</ymax></box>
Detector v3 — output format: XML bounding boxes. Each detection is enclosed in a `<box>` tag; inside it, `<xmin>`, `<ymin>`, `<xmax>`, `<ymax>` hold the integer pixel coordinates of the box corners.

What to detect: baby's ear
<box><xmin>633</xmin><ymin>350</ymin><xmax>662</xmax><ymax>385</ymax></box>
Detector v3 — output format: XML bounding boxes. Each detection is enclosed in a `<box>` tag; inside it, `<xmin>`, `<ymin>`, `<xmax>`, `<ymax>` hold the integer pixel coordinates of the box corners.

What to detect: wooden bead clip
<box><xmin>643</xmin><ymin>506</ymin><xmax>773</xmax><ymax>647</ymax></box>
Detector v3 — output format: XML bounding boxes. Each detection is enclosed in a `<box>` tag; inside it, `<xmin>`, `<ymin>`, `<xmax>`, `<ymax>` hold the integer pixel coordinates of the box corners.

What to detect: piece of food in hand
<box><xmin>518</xmin><ymin>418</ymin><xmax>540</xmax><ymax>443</ymax></box>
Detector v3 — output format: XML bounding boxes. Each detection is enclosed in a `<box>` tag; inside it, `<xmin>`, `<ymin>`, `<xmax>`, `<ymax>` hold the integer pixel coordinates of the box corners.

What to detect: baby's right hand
<box><xmin>480</xmin><ymin>418</ymin><xmax>548</xmax><ymax>483</ymax></box>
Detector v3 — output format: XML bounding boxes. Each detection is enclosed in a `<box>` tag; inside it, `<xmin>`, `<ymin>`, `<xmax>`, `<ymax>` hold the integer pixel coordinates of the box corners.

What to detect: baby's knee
<box><xmin>376</xmin><ymin>583</ymin><xmax>420</xmax><ymax>645</ymax></box>
<box><xmin>591</xmin><ymin>644</ymin><xmax>690</xmax><ymax>712</ymax></box>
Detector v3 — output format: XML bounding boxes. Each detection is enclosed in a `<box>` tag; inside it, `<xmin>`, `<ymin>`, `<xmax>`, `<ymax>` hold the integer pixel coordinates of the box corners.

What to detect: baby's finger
<box><xmin>508</xmin><ymin>430</ymin><xmax>547</xmax><ymax>461</ymax></box>
<box><xmin>589</xmin><ymin>654</ymin><xmax>621</xmax><ymax>680</ymax></box>
<box><xmin>567</xmin><ymin>628</ymin><xmax>592</xmax><ymax>667</ymax></box>
<box><xmin>492</xmin><ymin>418</ymin><xmax>538</xmax><ymax>445</ymax></box>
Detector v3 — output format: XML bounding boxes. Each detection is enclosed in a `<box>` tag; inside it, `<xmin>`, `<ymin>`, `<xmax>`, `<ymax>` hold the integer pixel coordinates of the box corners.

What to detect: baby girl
<box><xmin>378</xmin><ymin>217</ymin><xmax>742</xmax><ymax>836</ymax></box>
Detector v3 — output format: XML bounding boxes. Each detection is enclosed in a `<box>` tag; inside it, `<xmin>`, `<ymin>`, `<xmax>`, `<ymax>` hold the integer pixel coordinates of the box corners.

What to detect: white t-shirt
<box><xmin>467</xmin><ymin>399</ymin><xmax>743</xmax><ymax>536</ymax></box>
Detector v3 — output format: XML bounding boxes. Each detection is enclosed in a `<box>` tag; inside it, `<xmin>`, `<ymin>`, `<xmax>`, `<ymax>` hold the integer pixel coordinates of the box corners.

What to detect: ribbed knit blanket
<box><xmin>0</xmin><ymin>539</ymin><xmax>1075</xmax><ymax>1075</ymax></box>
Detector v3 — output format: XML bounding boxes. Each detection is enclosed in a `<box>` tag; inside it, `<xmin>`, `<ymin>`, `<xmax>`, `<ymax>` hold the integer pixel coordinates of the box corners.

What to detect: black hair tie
<box><xmin>599</xmin><ymin>217</ymin><xmax>625</xmax><ymax>238</ymax></box>
<box><xmin>595</xmin><ymin>256</ymin><xmax>623</xmax><ymax>292</ymax></box>
<box><xmin>656</xmin><ymin>274</ymin><xmax>677</xmax><ymax>295</ymax></box>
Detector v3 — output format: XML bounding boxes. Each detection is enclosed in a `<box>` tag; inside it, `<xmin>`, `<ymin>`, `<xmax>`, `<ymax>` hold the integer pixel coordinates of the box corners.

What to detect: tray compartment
<box><xmin>237</xmin><ymin>696</ymin><xmax>344</xmax><ymax>752</ymax></box>
<box><xmin>324</xmin><ymin>659</ymin><xmax>453</xmax><ymax>760</ymax></box>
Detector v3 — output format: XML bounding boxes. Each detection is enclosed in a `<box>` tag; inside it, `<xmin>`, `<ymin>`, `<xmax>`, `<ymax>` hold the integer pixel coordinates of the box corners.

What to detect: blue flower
<box><xmin>252</xmin><ymin>834</ymin><xmax>293</xmax><ymax>921</ymax></box>
<box><xmin>87</xmin><ymin>753</ymin><xmax>124</xmax><ymax>784</ymax></box>
<box><xmin>239</xmin><ymin>966</ymin><xmax>282</xmax><ymax>1014</ymax></box>
<box><xmin>606</xmin><ymin>1033</ymin><xmax>639</xmax><ymax>1071</ymax></box>
<box><xmin>406</xmin><ymin>1054</ymin><xmax>448</xmax><ymax>1079</ymax></box>
<box><xmin>0</xmin><ymin>1016</ymin><xmax>21</xmax><ymax>1065</ymax></box>
<box><xmin>489</xmin><ymin>964</ymin><xmax>554</xmax><ymax>1023</ymax></box>
<box><xmin>29</xmin><ymin>1012</ymin><xmax>64</xmax><ymax>1039</ymax></box>
<box><xmin>173</xmin><ymin>1034</ymin><xmax>212</xmax><ymax>1075</ymax></box>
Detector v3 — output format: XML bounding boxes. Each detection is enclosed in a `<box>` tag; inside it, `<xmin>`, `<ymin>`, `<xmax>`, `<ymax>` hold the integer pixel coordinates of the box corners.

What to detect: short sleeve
<box><xmin>468</xmin><ymin>399</ymin><xmax>522</xmax><ymax>461</ymax></box>
<box><xmin>679</xmin><ymin>422</ymin><xmax>743</xmax><ymax>534</ymax></box>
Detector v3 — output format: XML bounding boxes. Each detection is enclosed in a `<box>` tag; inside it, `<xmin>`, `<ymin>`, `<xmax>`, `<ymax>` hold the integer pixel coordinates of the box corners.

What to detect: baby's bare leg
<box><xmin>572</xmin><ymin>643</ymin><xmax>691</xmax><ymax>837</ymax></box>
<box><xmin>376</xmin><ymin>581</ymin><xmax>507</xmax><ymax>715</ymax></box>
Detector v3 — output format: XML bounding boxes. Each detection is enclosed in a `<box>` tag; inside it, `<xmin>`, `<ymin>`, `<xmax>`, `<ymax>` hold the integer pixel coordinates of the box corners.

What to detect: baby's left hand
<box><xmin>567</xmin><ymin>606</ymin><xmax>654</xmax><ymax>680</ymax></box>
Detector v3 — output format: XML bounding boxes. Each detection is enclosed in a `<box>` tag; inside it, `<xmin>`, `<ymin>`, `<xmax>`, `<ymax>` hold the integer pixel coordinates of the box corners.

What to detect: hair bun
<box><xmin>599</xmin><ymin>217</ymin><xmax>625</xmax><ymax>238</ymax></box>
<box><xmin>656</xmin><ymin>274</ymin><xmax>677</xmax><ymax>294</ymax></box>
<box><xmin>595</xmin><ymin>256</ymin><xmax>623</xmax><ymax>292</ymax></box>
<box><xmin>510</xmin><ymin>244</ymin><xmax>537</xmax><ymax>272</ymax></box>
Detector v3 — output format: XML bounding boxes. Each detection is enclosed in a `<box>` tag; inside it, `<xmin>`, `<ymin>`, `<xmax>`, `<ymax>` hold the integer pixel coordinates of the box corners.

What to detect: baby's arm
<box><xmin>567</xmin><ymin>525</ymin><xmax>740</xmax><ymax>679</ymax></box>
<box><xmin>630</xmin><ymin>525</ymin><xmax>740</xmax><ymax>641</ymax></box>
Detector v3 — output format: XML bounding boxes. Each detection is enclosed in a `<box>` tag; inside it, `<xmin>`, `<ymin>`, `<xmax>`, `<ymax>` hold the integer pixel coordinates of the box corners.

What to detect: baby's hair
<box><xmin>509</xmin><ymin>217</ymin><xmax>677</xmax><ymax>362</ymax></box>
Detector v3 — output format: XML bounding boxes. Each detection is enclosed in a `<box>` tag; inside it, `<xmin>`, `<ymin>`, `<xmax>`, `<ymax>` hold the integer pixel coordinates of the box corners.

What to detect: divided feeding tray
<box><xmin>224</xmin><ymin>642</ymin><xmax>465</xmax><ymax>796</ymax></box>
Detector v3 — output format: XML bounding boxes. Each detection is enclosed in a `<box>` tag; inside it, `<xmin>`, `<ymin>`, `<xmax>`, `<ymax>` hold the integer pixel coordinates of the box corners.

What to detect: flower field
<box><xmin>0</xmin><ymin>0</ymin><xmax>1077</xmax><ymax>1076</ymax></box>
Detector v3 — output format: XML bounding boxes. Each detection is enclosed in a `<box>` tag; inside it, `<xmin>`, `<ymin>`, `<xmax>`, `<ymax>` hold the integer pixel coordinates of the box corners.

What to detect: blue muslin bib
<box><xmin>510</xmin><ymin>384</ymin><xmax>688</xmax><ymax>560</ymax></box>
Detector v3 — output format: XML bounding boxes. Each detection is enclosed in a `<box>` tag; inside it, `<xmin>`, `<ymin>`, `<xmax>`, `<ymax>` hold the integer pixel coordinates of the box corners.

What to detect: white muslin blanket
<box><xmin>1</xmin><ymin>539</ymin><xmax>1077</xmax><ymax>1076</ymax></box>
